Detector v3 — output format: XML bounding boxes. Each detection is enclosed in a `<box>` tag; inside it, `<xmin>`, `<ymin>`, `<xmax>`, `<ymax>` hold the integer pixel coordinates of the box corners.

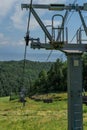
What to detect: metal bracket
<box><xmin>30</xmin><ymin>41</ymin><xmax>87</xmax><ymax>53</ymax></box>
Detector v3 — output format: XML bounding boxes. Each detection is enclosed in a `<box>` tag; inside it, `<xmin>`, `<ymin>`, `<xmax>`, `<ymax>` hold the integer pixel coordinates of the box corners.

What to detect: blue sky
<box><xmin>0</xmin><ymin>0</ymin><xmax>87</xmax><ymax>61</ymax></box>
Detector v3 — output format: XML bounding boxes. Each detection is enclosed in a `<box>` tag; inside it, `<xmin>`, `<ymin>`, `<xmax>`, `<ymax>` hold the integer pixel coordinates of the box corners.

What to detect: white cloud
<box><xmin>10</xmin><ymin>5</ymin><xmax>26</xmax><ymax>30</ymax></box>
<box><xmin>0</xmin><ymin>0</ymin><xmax>48</xmax><ymax>18</ymax></box>
<box><xmin>10</xmin><ymin>0</ymin><xmax>35</xmax><ymax>31</ymax></box>
<box><xmin>0</xmin><ymin>0</ymin><xmax>18</xmax><ymax>17</ymax></box>
<box><xmin>0</xmin><ymin>33</ymin><xmax>10</xmax><ymax>45</ymax></box>
<box><xmin>0</xmin><ymin>0</ymin><xmax>30</xmax><ymax>18</ymax></box>
<box><xmin>0</xmin><ymin>33</ymin><xmax>4</xmax><ymax>39</ymax></box>
<box><xmin>0</xmin><ymin>32</ymin><xmax>25</xmax><ymax>46</ymax></box>
<box><xmin>29</xmin><ymin>16</ymin><xmax>39</xmax><ymax>30</ymax></box>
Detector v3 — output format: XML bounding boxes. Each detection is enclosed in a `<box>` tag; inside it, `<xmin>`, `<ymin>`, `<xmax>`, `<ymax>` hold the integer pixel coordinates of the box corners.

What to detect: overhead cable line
<box><xmin>20</xmin><ymin>0</ymin><xmax>33</xmax><ymax>106</ymax></box>
<box><xmin>65</xmin><ymin>0</ymin><xmax>78</xmax><ymax>26</ymax></box>
<box><xmin>22</xmin><ymin>0</ymin><xmax>33</xmax><ymax>86</ymax></box>
<box><xmin>65</xmin><ymin>11</ymin><xmax>75</xmax><ymax>26</ymax></box>
<box><xmin>46</xmin><ymin>50</ymin><xmax>53</xmax><ymax>62</ymax></box>
<box><xmin>70</xmin><ymin>25</ymin><xmax>82</xmax><ymax>43</ymax></box>
<box><xmin>70</xmin><ymin>14</ymin><xmax>87</xmax><ymax>43</ymax></box>
<box><xmin>73</xmin><ymin>0</ymin><xmax>78</xmax><ymax>4</ymax></box>
<box><xmin>27</xmin><ymin>0</ymin><xmax>33</xmax><ymax>34</ymax></box>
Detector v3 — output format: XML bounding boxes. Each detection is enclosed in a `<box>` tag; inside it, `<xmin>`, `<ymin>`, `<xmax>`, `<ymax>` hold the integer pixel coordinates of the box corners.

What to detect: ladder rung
<box><xmin>75</xmin><ymin>119</ymin><xmax>81</xmax><ymax>122</ymax></box>
<box><xmin>74</xmin><ymin>127</ymin><xmax>82</xmax><ymax>129</ymax></box>
<box><xmin>74</xmin><ymin>104</ymin><xmax>80</xmax><ymax>106</ymax></box>
<box><xmin>74</xmin><ymin>112</ymin><xmax>81</xmax><ymax>114</ymax></box>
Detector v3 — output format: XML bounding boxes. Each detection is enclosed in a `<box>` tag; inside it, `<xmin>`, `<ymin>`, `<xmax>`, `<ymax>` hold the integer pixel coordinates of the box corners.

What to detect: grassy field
<box><xmin>0</xmin><ymin>93</ymin><xmax>87</xmax><ymax>130</ymax></box>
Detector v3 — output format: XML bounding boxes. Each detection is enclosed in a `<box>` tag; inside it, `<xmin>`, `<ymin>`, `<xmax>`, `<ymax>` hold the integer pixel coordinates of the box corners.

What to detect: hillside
<box><xmin>0</xmin><ymin>60</ymin><xmax>53</xmax><ymax>97</ymax></box>
<box><xmin>0</xmin><ymin>53</ymin><xmax>87</xmax><ymax>97</ymax></box>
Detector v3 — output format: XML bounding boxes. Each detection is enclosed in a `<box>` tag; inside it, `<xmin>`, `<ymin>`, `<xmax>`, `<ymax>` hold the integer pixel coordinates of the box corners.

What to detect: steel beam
<box><xmin>30</xmin><ymin>8</ymin><xmax>52</xmax><ymax>41</ymax></box>
<box><xmin>21</xmin><ymin>4</ymin><xmax>84</xmax><ymax>11</ymax></box>
<box><xmin>31</xmin><ymin>42</ymin><xmax>87</xmax><ymax>52</ymax></box>
<box><xmin>21</xmin><ymin>4</ymin><xmax>65</xmax><ymax>10</ymax></box>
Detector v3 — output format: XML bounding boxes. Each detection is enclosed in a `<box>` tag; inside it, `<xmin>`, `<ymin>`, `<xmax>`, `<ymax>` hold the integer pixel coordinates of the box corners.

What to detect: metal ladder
<box><xmin>74</xmin><ymin>104</ymin><xmax>82</xmax><ymax>130</ymax></box>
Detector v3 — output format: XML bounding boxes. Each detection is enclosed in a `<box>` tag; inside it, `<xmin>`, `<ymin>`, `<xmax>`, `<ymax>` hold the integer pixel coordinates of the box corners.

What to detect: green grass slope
<box><xmin>0</xmin><ymin>93</ymin><xmax>87</xmax><ymax>130</ymax></box>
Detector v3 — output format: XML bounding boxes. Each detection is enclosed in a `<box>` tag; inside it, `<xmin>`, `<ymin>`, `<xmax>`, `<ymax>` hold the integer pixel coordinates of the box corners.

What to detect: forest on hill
<box><xmin>0</xmin><ymin>53</ymin><xmax>87</xmax><ymax>97</ymax></box>
<box><xmin>0</xmin><ymin>60</ymin><xmax>53</xmax><ymax>97</ymax></box>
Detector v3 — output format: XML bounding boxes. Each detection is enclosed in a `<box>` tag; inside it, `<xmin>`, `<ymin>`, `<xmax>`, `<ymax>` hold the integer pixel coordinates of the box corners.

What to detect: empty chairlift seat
<box><xmin>83</xmin><ymin>95</ymin><xmax>87</xmax><ymax>105</ymax></box>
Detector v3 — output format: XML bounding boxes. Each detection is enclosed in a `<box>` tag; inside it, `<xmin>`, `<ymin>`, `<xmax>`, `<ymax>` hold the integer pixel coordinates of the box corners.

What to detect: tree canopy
<box><xmin>0</xmin><ymin>53</ymin><xmax>87</xmax><ymax>97</ymax></box>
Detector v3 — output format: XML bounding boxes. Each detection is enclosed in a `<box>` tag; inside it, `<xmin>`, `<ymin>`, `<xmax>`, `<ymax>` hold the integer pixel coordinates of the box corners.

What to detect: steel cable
<box><xmin>65</xmin><ymin>0</ymin><xmax>78</xmax><ymax>26</ymax></box>
<box><xmin>20</xmin><ymin>0</ymin><xmax>33</xmax><ymax>105</ymax></box>
<box><xmin>27</xmin><ymin>0</ymin><xmax>33</xmax><ymax>34</ymax></box>
<box><xmin>70</xmin><ymin>15</ymin><xmax>87</xmax><ymax>43</ymax></box>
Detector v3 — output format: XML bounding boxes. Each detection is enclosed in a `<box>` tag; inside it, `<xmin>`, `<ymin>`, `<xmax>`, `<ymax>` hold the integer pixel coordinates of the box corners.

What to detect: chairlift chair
<box><xmin>82</xmin><ymin>88</ymin><xmax>87</xmax><ymax>105</ymax></box>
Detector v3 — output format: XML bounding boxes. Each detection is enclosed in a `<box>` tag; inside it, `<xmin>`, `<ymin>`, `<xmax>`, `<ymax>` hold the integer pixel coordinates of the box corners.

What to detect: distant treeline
<box><xmin>0</xmin><ymin>53</ymin><xmax>87</xmax><ymax>97</ymax></box>
<box><xmin>0</xmin><ymin>60</ymin><xmax>52</xmax><ymax>97</ymax></box>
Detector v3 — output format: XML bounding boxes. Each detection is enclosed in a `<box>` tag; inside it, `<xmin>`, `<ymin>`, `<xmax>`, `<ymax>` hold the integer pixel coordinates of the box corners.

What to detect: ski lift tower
<box><xmin>21</xmin><ymin>2</ymin><xmax>87</xmax><ymax>130</ymax></box>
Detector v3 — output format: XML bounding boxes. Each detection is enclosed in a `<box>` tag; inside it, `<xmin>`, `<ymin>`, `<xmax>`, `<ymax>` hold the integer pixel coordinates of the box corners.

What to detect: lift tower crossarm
<box><xmin>21</xmin><ymin>3</ymin><xmax>87</xmax><ymax>37</ymax></box>
<box><xmin>30</xmin><ymin>41</ymin><xmax>87</xmax><ymax>52</ymax></box>
<box><xmin>21</xmin><ymin>3</ymin><xmax>87</xmax><ymax>11</ymax></box>
<box><xmin>21</xmin><ymin>4</ymin><xmax>50</xmax><ymax>10</ymax></box>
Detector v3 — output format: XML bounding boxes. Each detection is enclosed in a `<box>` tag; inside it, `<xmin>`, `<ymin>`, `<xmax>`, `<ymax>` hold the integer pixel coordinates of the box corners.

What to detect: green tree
<box><xmin>33</xmin><ymin>59</ymin><xmax>67</xmax><ymax>94</ymax></box>
<box><xmin>34</xmin><ymin>70</ymin><xmax>48</xmax><ymax>94</ymax></box>
<box><xmin>47</xmin><ymin>59</ymin><xmax>67</xmax><ymax>92</ymax></box>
